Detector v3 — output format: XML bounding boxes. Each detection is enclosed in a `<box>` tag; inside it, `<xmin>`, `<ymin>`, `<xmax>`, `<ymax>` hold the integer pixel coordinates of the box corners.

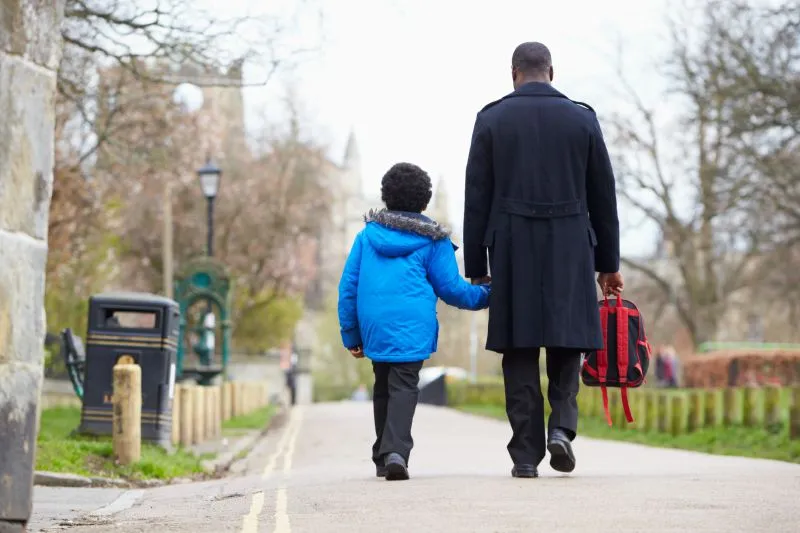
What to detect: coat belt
<box><xmin>500</xmin><ymin>198</ymin><xmax>584</xmax><ymax>218</ymax></box>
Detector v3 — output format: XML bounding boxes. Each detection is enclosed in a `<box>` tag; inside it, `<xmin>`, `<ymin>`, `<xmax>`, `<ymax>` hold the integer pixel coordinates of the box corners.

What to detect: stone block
<box><xmin>0</xmin><ymin>361</ymin><xmax>43</xmax><ymax>521</ymax></box>
<box><xmin>0</xmin><ymin>53</ymin><xmax>57</xmax><ymax>240</ymax></box>
<box><xmin>0</xmin><ymin>232</ymin><xmax>47</xmax><ymax>366</ymax></box>
<box><xmin>0</xmin><ymin>0</ymin><xmax>66</xmax><ymax>69</ymax></box>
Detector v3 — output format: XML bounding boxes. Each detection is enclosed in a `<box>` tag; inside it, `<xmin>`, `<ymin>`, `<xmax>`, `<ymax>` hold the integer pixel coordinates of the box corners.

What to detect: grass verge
<box><xmin>222</xmin><ymin>405</ymin><xmax>275</xmax><ymax>433</ymax></box>
<box><xmin>36</xmin><ymin>406</ymin><xmax>209</xmax><ymax>480</ymax></box>
<box><xmin>458</xmin><ymin>403</ymin><xmax>800</xmax><ymax>464</ymax></box>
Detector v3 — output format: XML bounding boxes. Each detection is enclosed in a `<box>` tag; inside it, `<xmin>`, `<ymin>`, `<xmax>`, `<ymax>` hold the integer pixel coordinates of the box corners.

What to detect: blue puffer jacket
<box><xmin>338</xmin><ymin>209</ymin><xmax>490</xmax><ymax>363</ymax></box>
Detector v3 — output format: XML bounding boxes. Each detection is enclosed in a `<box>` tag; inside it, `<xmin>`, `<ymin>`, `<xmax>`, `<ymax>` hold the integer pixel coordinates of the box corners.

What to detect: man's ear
<box><xmin>549</xmin><ymin>65</ymin><xmax>554</xmax><ymax>81</ymax></box>
<box><xmin>511</xmin><ymin>66</ymin><xmax>518</xmax><ymax>84</ymax></box>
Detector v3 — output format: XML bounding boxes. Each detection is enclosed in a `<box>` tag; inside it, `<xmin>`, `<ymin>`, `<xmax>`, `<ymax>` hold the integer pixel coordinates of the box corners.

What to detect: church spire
<box><xmin>343</xmin><ymin>129</ymin><xmax>360</xmax><ymax>170</ymax></box>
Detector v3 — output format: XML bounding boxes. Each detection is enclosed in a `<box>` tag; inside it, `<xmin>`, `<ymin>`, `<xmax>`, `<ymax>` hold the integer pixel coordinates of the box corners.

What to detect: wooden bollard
<box><xmin>763</xmin><ymin>386</ymin><xmax>782</xmax><ymax>429</ymax></box>
<box><xmin>220</xmin><ymin>381</ymin><xmax>232</xmax><ymax>422</ymax></box>
<box><xmin>670</xmin><ymin>395</ymin><xmax>686</xmax><ymax>436</ymax></box>
<box><xmin>234</xmin><ymin>382</ymin><xmax>243</xmax><ymax>417</ymax></box>
<box><xmin>205</xmin><ymin>385</ymin><xmax>215</xmax><ymax>439</ymax></box>
<box><xmin>214</xmin><ymin>386</ymin><xmax>222</xmax><ymax>436</ymax></box>
<box><xmin>112</xmin><ymin>363</ymin><xmax>141</xmax><ymax>465</ymax></box>
<box><xmin>171</xmin><ymin>384</ymin><xmax>182</xmax><ymax>446</ymax></box>
<box><xmin>644</xmin><ymin>391</ymin><xmax>657</xmax><ymax>432</ymax></box>
<box><xmin>192</xmin><ymin>386</ymin><xmax>205</xmax><ymax>444</ymax></box>
<box><xmin>179</xmin><ymin>385</ymin><xmax>194</xmax><ymax>447</ymax></box>
<box><xmin>687</xmin><ymin>391</ymin><xmax>702</xmax><ymax>433</ymax></box>
<box><xmin>723</xmin><ymin>388</ymin><xmax>738</xmax><ymax>426</ymax></box>
<box><xmin>704</xmin><ymin>390</ymin><xmax>719</xmax><ymax>428</ymax></box>
<box><xmin>789</xmin><ymin>388</ymin><xmax>800</xmax><ymax>440</ymax></box>
<box><xmin>742</xmin><ymin>387</ymin><xmax>759</xmax><ymax>427</ymax></box>
<box><xmin>657</xmin><ymin>393</ymin><xmax>668</xmax><ymax>433</ymax></box>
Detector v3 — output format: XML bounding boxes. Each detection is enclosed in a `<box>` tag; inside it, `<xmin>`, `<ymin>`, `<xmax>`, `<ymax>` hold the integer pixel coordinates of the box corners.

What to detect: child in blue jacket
<box><xmin>338</xmin><ymin>162</ymin><xmax>489</xmax><ymax>481</ymax></box>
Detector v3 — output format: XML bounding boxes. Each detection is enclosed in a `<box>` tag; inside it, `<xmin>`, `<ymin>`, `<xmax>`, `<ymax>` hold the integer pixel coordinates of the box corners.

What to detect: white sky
<box><xmin>197</xmin><ymin>0</ymin><xmax>683</xmax><ymax>256</ymax></box>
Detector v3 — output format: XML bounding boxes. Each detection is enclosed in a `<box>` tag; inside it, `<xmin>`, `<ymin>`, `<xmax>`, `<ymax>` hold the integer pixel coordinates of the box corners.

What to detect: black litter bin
<box><xmin>78</xmin><ymin>292</ymin><xmax>180</xmax><ymax>448</ymax></box>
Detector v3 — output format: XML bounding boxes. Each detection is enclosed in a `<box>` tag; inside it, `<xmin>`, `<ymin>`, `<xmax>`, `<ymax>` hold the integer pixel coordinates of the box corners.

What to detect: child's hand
<box><xmin>349</xmin><ymin>346</ymin><xmax>364</xmax><ymax>358</ymax></box>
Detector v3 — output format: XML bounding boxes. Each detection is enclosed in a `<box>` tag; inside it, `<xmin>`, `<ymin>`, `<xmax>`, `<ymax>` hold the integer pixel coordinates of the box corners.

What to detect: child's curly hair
<box><xmin>380</xmin><ymin>162</ymin><xmax>433</xmax><ymax>213</ymax></box>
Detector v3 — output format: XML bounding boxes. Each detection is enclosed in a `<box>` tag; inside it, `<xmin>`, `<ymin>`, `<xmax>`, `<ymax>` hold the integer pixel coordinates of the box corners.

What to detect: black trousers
<box><xmin>371</xmin><ymin>360</ymin><xmax>423</xmax><ymax>466</ymax></box>
<box><xmin>502</xmin><ymin>348</ymin><xmax>581</xmax><ymax>466</ymax></box>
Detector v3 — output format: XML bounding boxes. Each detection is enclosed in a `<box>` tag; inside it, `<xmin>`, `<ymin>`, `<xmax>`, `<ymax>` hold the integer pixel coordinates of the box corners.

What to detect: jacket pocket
<box><xmin>587</xmin><ymin>227</ymin><xmax>598</xmax><ymax>247</ymax></box>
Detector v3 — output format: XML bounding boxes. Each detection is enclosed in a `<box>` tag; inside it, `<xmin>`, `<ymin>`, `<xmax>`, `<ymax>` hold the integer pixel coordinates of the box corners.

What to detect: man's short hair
<box><xmin>380</xmin><ymin>162</ymin><xmax>432</xmax><ymax>213</ymax></box>
<box><xmin>511</xmin><ymin>42</ymin><xmax>552</xmax><ymax>76</ymax></box>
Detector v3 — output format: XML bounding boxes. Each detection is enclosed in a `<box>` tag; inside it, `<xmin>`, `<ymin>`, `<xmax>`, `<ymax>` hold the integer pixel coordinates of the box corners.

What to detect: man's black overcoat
<box><xmin>463</xmin><ymin>82</ymin><xmax>620</xmax><ymax>353</ymax></box>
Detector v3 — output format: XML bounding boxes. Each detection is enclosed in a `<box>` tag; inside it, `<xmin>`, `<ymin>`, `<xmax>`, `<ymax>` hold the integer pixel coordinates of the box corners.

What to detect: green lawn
<box><xmin>458</xmin><ymin>404</ymin><xmax>800</xmax><ymax>464</ymax></box>
<box><xmin>36</xmin><ymin>407</ymin><xmax>209</xmax><ymax>480</ymax></box>
<box><xmin>222</xmin><ymin>405</ymin><xmax>275</xmax><ymax>433</ymax></box>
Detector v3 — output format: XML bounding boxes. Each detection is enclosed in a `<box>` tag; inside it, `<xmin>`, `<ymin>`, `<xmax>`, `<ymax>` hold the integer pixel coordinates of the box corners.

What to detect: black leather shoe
<box><xmin>376</xmin><ymin>465</ymin><xmax>387</xmax><ymax>477</ymax></box>
<box><xmin>384</xmin><ymin>452</ymin><xmax>410</xmax><ymax>481</ymax></box>
<box><xmin>511</xmin><ymin>464</ymin><xmax>538</xmax><ymax>478</ymax></box>
<box><xmin>547</xmin><ymin>428</ymin><xmax>576</xmax><ymax>473</ymax></box>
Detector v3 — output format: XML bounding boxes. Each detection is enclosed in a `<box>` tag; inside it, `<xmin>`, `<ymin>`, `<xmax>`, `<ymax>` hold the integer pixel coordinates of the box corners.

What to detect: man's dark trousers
<box><xmin>502</xmin><ymin>348</ymin><xmax>581</xmax><ymax>466</ymax></box>
<box><xmin>372</xmin><ymin>360</ymin><xmax>423</xmax><ymax>466</ymax></box>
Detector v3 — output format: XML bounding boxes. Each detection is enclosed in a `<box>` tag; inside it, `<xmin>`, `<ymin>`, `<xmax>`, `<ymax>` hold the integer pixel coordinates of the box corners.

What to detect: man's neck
<box><xmin>517</xmin><ymin>76</ymin><xmax>550</xmax><ymax>87</ymax></box>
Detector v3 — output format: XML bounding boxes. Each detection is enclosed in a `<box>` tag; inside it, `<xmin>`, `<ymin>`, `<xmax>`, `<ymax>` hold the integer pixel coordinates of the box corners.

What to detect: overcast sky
<box><xmin>193</xmin><ymin>0</ymin><xmax>685</xmax><ymax>256</ymax></box>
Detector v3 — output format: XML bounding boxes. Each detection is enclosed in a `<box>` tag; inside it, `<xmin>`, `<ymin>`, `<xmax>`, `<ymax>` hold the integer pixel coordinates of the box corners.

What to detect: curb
<box><xmin>202</xmin><ymin>405</ymin><xmax>288</xmax><ymax>475</ymax></box>
<box><xmin>34</xmin><ymin>471</ymin><xmax>164</xmax><ymax>489</ymax></box>
<box><xmin>34</xmin><ymin>404</ymin><xmax>288</xmax><ymax>488</ymax></box>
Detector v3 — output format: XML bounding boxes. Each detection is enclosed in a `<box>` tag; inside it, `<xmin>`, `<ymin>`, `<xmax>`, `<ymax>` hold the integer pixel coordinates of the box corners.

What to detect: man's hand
<box><xmin>471</xmin><ymin>276</ymin><xmax>492</xmax><ymax>285</ymax></box>
<box><xmin>348</xmin><ymin>346</ymin><xmax>364</xmax><ymax>359</ymax></box>
<box><xmin>597</xmin><ymin>272</ymin><xmax>624</xmax><ymax>296</ymax></box>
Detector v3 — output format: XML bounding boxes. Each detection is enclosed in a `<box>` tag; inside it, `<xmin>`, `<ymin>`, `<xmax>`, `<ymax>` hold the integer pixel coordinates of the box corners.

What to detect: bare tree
<box><xmin>609</xmin><ymin>0</ymin><xmax>797</xmax><ymax>345</ymax></box>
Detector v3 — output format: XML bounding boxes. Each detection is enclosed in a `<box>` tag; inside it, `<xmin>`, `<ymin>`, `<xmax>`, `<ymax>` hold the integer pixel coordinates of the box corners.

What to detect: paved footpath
<box><xmin>30</xmin><ymin>402</ymin><xmax>800</xmax><ymax>533</ymax></box>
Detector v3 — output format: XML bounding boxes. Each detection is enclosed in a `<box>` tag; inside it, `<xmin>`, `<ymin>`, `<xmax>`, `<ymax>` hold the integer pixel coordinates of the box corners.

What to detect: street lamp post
<box><xmin>197</xmin><ymin>158</ymin><xmax>222</xmax><ymax>257</ymax></box>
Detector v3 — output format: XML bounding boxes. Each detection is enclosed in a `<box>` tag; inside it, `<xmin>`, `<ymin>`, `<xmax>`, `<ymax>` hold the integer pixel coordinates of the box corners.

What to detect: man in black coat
<box><xmin>463</xmin><ymin>42</ymin><xmax>624</xmax><ymax>478</ymax></box>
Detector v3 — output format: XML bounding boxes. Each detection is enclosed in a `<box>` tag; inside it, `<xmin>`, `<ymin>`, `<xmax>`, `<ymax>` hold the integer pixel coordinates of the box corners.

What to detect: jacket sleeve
<box><xmin>427</xmin><ymin>239</ymin><xmax>490</xmax><ymax>310</ymax></box>
<box><xmin>586</xmin><ymin>116</ymin><xmax>621</xmax><ymax>273</ymax></box>
<box><xmin>338</xmin><ymin>233</ymin><xmax>363</xmax><ymax>349</ymax></box>
<box><xmin>463</xmin><ymin>112</ymin><xmax>494</xmax><ymax>279</ymax></box>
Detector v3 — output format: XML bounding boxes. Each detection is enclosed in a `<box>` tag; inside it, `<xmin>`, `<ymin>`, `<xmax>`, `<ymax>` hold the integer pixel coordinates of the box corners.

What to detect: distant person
<box><xmin>351</xmin><ymin>384</ymin><xmax>369</xmax><ymax>402</ymax></box>
<box><xmin>462</xmin><ymin>42</ymin><xmax>622</xmax><ymax>478</ymax></box>
<box><xmin>338</xmin><ymin>162</ymin><xmax>490</xmax><ymax>481</ymax></box>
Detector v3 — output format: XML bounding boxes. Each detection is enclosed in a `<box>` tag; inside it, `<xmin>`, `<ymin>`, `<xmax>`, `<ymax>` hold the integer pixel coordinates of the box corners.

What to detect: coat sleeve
<box><xmin>337</xmin><ymin>233</ymin><xmax>364</xmax><ymax>349</ymax></box>
<box><xmin>427</xmin><ymin>239</ymin><xmax>490</xmax><ymax>310</ymax></box>
<box><xmin>586</xmin><ymin>116</ymin><xmax>621</xmax><ymax>273</ymax></box>
<box><xmin>463</xmin><ymin>113</ymin><xmax>494</xmax><ymax>279</ymax></box>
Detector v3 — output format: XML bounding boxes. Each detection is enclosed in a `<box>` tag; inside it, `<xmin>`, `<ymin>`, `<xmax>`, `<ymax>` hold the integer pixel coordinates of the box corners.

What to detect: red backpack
<box><xmin>581</xmin><ymin>296</ymin><xmax>651</xmax><ymax>426</ymax></box>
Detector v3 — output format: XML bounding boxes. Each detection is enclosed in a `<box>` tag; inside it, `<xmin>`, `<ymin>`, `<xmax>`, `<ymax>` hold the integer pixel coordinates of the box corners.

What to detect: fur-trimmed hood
<box><xmin>362</xmin><ymin>209</ymin><xmax>451</xmax><ymax>258</ymax></box>
<box><xmin>364</xmin><ymin>209</ymin><xmax>450</xmax><ymax>240</ymax></box>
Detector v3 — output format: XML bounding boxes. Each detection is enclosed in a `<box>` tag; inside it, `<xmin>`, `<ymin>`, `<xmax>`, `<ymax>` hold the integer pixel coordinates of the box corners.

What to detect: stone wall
<box><xmin>0</xmin><ymin>0</ymin><xmax>65</xmax><ymax>529</ymax></box>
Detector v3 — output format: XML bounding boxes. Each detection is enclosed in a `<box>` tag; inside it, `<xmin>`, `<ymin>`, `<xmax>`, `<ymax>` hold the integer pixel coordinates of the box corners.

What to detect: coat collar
<box><xmin>506</xmin><ymin>81</ymin><xmax>568</xmax><ymax>101</ymax></box>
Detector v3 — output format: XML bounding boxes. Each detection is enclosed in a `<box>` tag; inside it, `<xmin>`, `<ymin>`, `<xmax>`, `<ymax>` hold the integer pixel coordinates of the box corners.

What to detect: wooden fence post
<box><xmin>704</xmin><ymin>390</ymin><xmax>719</xmax><ymax>428</ymax></box>
<box><xmin>112</xmin><ymin>363</ymin><xmax>141</xmax><ymax>465</ymax></box>
<box><xmin>790</xmin><ymin>388</ymin><xmax>800</xmax><ymax>440</ymax></box>
<box><xmin>742</xmin><ymin>387</ymin><xmax>759</xmax><ymax>427</ymax></box>
<box><xmin>723</xmin><ymin>388</ymin><xmax>738</xmax><ymax>426</ymax></box>
<box><xmin>763</xmin><ymin>386</ymin><xmax>782</xmax><ymax>430</ymax></box>
<box><xmin>670</xmin><ymin>395</ymin><xmax>686</xmax><ymax>436</ymax></box>
<box><xmin>179</xmin><ymin>385</ymin><xmax>193</xmax><ymax>447</ymax></box>
<box><xmin>657</xmin><ymin>393</ymin><xmax>668</xmax><ymax>433</ymax></box>
<box><xmin>192</xmin><ymin>385</ymin><xmax>205</xmax><ymax>444</ymax></box>
<box><xmin>644</xmin><ymin>390</ymin><xmax>657</xmax><ymax>432</ymax></box>
<box><xmin>171</xmin><ymin>384</ymin><xmax>182</xmax><ymax>446</ymax></box>
<box><xmin>687</xmin><ymin>391</ymin><xmax>702</xmax><ymax>433</ymax></box>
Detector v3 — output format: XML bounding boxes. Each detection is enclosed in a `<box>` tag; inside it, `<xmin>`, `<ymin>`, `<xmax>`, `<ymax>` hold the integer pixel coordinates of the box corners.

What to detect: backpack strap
<box><xmin>598</xmin><ymin>299</ymin><xmax>612</xmax><ymax>426</ymax></box>
<box><xmin>615</xmin><ymin>295</ymin><xmax>635</xmax><ymax>423</ymax></box>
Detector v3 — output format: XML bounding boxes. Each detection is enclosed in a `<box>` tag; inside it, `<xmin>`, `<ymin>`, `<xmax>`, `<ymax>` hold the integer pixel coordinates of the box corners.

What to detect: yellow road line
<box><xmin>240</xmin><ymin>407</ymin><xmax>304</xmax><ymax>533</ymax></box>
<box><xmin>241</xmin><ymin>491</ymin><xmax>264</xmax><ymax>533</ymax></box>
<box><xmin>273</xmin><ymin>488</ymin><xmax>290</xmax><ymax>533</ymax></box>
